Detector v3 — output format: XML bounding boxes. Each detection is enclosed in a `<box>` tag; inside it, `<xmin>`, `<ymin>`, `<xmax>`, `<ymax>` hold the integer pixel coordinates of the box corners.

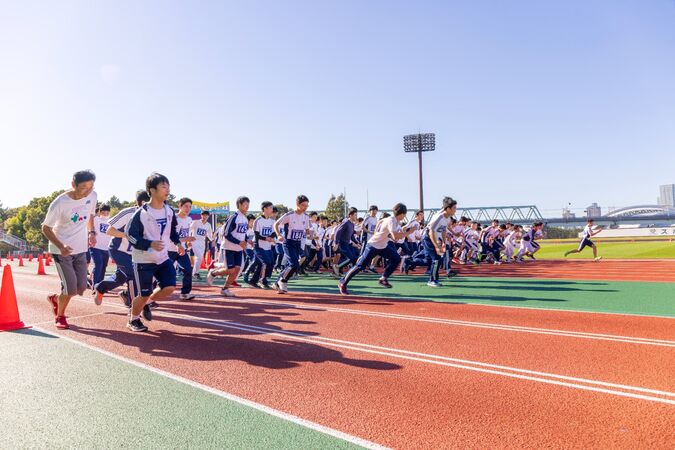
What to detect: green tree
<box><xmin>274</xmin><ymin>204</ymin><xmax>290</xmax><ymax>215</ymax></box>
<box><xmin>5</xmin><ymin>190</ymin><xmax>65</xmax><ymax>249</ymax></box>
<box><xmin>324</xmin><ymin>194</ymin><xmax>348</xmax><ymax>222</ymax></box>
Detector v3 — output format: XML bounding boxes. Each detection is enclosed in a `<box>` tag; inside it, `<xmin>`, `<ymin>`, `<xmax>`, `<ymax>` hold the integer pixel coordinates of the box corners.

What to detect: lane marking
<box><xmin>209</xmin><ymin>297</ymin><xmax>675</xmax><ymax>347</ymax></box>
<box><xmin>30</xmin><ymin>326</ymin><xmax>388</xmax><ymax>450</ymax></box>
<box><xmin>29</xmin><ymin>311</ymin><xmax>114</xmax><ymax>327</ymax></box>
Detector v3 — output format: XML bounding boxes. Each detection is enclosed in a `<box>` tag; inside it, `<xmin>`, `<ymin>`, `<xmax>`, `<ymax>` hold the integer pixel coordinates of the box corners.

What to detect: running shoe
<box><xmin>142</xmin><ymin>304</ymin><xmax>153</xmax><ymax>321</ymax></box>
<box><xmin>427</xmin><ymin>281</ymin><xmax>442</xmax><ymax>288</ymax></box>
<box><xmin>594</xmin><ymin>256</ymin><xmax>602</xmax><ymax>261</ymax></box>
<box><xmin>338</xmin><ymin>282</ymin><xmax>349</xmax><ymax>295</ymax></box>
<box><xmin>119</xmin><ymin>290</ymin><xmax>131</xmax><ymax>308</ymax></box>
<box><xmin>258</xmin><ymin>281</ymin><xmax>271</xmax><ymax>290</ymax></box>
<box><xmin>93</xmin><ymin>290</ymin><xmax>104</xmax><ymax>306</ymax></box>
<box><xmin>193</xmin><ymin>273</ymin><xmax>202</xmax><ymax>280</ymax></box>
<box><xmin>148</xmin><ymin>301</ymin><xmax>159</xmax><ymax>309</ymax></box>
<box><xmin>127</xmin><ymin>318</ymin><xmax>148</xmax><ymax>332</ymax></box>
<box><xmin>230</xmin><ymin>281</ymin><xmax>242</xmax><ymax>288</ymax></box>
<box><xmin>332</xmin><ymin>264</ymin><xmax>341</xmax><ymax>278</ymax></box>
<box><xmin>246</xmin><ymin>281</ymin><xmax>261</xmax><ymax>289</ymax></box>
<box><xmin>206</xmin><ymin>270</ymin><xmax>215</xmax><ymax>286</ymax></box>
<box><xmin>378</xmin><ymin>278</ymin><xmax>392</xmax><ymax>288</ymax></box>
<box><xmin>55</xmin><ymin>315</ymin><xmax>69</xmax><ymax>329</ymax></box>
<box><xmin>220</xmin><ymin>287</ymin><xmax>235</xmax><ymax>297</ymax></box>
<box><xmin>179</xmin><ymin>293</ymin><xmax>196</xmax><ymax>300</ymax></box>
<box><xmin>274</xmin><ymin>280</ymin><xmax>288</xmax><ymax>294</ymax></box>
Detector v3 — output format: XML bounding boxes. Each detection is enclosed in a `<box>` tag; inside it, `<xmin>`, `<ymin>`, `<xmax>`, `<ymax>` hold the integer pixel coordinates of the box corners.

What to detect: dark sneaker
<box><xmin>142</xmin><ymin>304</ymin><xmax>153</xmax><ymax>321</ymax></box>
<box><xmin>47</xmin><ymin>294</ymin><xmax>58</xmax><ymax>316</ymax></box>
<box><xmin>55</xmin><ymin>315</ymin><xmax>69</xmax><ymax>329</ymax></box>
<box><xmin>148</xmin><ymin>301</ymin><xmax>159</xmax><ymax>309</ymax></box>
<box><xmin>378</xmin><ymin>278</ymin><xmax>392</xmax><ymax>288</ymax></box>
<box><xmin>338</xmin><ymin>282</ymin><xmax>349</xmax><ymax>295</ymax></box>
<box><xmin>118</xmin><ymin>290</ymin><xmax>131</xmax><ymax>308</ymax></box>
<box><xmin>447</xmin><ymin>270</ymin><xmax>458</xmax><ymax>278</ymax></box>
<box><xmin>258</xmin><ymin>281</ymin><xmax>271</xmax><ymax>290</ymax></box>
<box><xmin>246</xmin><ymin>281</ymin><xmax>261</xmax><ymax>289</ymax></box>
<box><xmin>127</xmin><ymin>318</ymin><xmax>148</xmax><ymax>332</ymax></box>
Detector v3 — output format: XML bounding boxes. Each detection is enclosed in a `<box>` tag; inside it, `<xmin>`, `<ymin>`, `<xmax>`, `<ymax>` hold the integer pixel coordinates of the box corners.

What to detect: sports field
<box><xmin>2</xmin><ymin>259</ymin><xmax>674</xmax><ymax>449</ymax></box>
<box><xmin>535</xmin><ymin>240</ymin><xmax>675</xmax><ymax>259</ymax></box>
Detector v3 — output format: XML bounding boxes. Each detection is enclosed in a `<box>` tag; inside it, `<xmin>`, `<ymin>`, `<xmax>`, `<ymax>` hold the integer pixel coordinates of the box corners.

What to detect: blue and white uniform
<box><xmin>169</xmin><ymin>214</ymin><xmax>193</xmax><ymax>294</ymax></box>
<box><xmin>276</xmin><ymin>211</ymin><xmax>309</xmax><ymax>283</ymax></box>
<box><xmin>95</xmin><ymin>206</ymin><xmax>137</xmax><ymax>297</ymax></box>
<box><xmin>578</xmin><ymin>225</ymin><xmax>595</xmax><ymax>251</ymax></box>
<box><xmin>190</xmin><ymin>219</ymin><xmax>213</xmax><ymax>276</ymax></box>
<box><xmin>221</xmin><ymin>211</ymin><xmax>249</xmax><ymax>268</ymax></box>
<box><xmin>246</xmin><ymin>216</ymin><xmax>276</xmax><ymax>284</ymax></box>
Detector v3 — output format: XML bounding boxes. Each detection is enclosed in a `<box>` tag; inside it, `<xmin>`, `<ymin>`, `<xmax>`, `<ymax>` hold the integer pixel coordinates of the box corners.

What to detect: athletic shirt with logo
<box><xmin>362</xmin><ymin>215</ymin><xmax>378</xmax><ymax>236</ymax></box>
<box><xmin>278</xmin><ymin>212</ymin><xmax>309</xmax><ymax>242</ymax></box>
<box><xmin>92</xmin><ymin>215</ymin><xmax>112</xmax><ymax>250</ymax></box>
<box><xmin>42</xmin><ymin>191</ymin><xmax>98</xmax><ymax>255</ymax></box>
<box><xmin>425</xmin><ymin>211</ymin><xmax>448</xmax><ymax>242</ymax></box>
<box><xmin>582</xmin><ymin>225</ymin><xmax>592</xmax><ymax>240</ymax></box>
<box><xmin>108</xmin><ymin>206</ymin><xmax>136</xmax><ymax>254</ymax></box>
<box><xmin>368</xmin><ymin>217</ymin><xmax>400</xmax><ymax>250</ymax></box>
<box><xmin>190</xmin><ymin>220</ymin><xmax>213</xmax><ymax>243</ymax></box>
<box><xmin>254</xmin><ymin>217</ymin><xmax>275</xmax><ymax>251</ymax></box>
<box><xmin>168</xmin><ymin>215</ymin><xmax>192</xmax><ymax>252</ymax></box>
<box><xmin>222</xmin><ymin>211</ymin><xmax>250</xmax><ymax>252</ymax></box>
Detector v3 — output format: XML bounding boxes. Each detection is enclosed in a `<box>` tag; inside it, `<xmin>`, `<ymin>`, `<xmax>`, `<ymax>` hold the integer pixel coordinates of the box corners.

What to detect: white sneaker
<box><xmin>206</xmin><ymin>270</ymin><xmax>215</xmax><ymax>286</ymax></box>
<box><xmin>274</xmin><ymin>280</ymin><xmax>288</xmax><ymax>294</ymax></box>
<box><xmin>594</xmin><ymin>256</ymin><xmax>602</xmax><ymax>262</ymax></box>
<box><xmin>427</xmin><ymin>280</ymin><xmax>442</xmax><ymax>288</ymax></box>
<box><xmin>220</xmin><ymin>287</ymin><xmax>235</xmax><ymax>297</ymax></box>
<box><xmin>179</xmin><ymin>293</ymin><xmax>196</xmax><ymax>300</ymax></box>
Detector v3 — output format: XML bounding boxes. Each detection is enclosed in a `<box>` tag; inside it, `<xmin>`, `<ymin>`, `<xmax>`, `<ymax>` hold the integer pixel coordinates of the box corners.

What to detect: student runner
<box><xmin>190</xmin><ymin>210</ymin><xmax>213</xmax><ymax>280</ymax></box>
<box><xmin>206</xmin><ymin>197</ymin><xmax>250</xmax><ymax>297</ymax></box>
<box><xmin>170</xmin><ymin>198</ymin><xmax>196</xmax><ymax>300</ymax></box>
<box><xmin>245</xmin><ymin>201</ymin><xmax>277</xmax><ymax>288</ymax></box>
<box><xmin>126</xmin><ymin>173</ymin><xmax>184</xmax><ymax>332</ymax></box>
<box><xmin>338</xmin><ymin>203</ymin><xmax>413</xmax><ymax>294</ymax></box>
<box><xmin>273</xmin><ymin>195</ymin><xmax>310</xmax><ymax>294</ymax></box>
<box><xmin>89</xmin><ymin>203</ymin><xmax>111</xmax><ymax>288</ymax></box>
<box><xmin>332</xmin><ymin>207</ymin><xmax>361</xmax><ymax>277</ymax></box>
<box><xmin>564</xmin><ymin>219</ymin><xmax>603</xmax><ymax>261</ymax></box>
<box><xmin>42</xmin><ymin>170</ymin><xmax>97</xmax><ymax>329</ymax></box>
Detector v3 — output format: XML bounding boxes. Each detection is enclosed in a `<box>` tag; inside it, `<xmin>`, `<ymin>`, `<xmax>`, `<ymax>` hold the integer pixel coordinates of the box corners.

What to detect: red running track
<box><xmin>9</xmin><ymin>272</ymin><xmax>675</xmax><ymax>449</ymax></box>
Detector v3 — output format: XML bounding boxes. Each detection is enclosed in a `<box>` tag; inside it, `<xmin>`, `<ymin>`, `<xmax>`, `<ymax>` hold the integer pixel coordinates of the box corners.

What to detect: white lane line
<box><xmin>31</xmin><ymin>326</ymin><xmax>388</xmax><ymax>450</ymax></box>
<box><xmin>29</xmin><ymin>311</ymin><xmax>114</xmax><ymax>327</ymax></box>
<box><xmin>17</xmin><ymin>287</ymin><xmax>675</xmax><ymax>405</ymax></box>
<box><xmin>211</xmin><ymin>298</ymin><xmax>675</xmax><ymax>347</ymax></box>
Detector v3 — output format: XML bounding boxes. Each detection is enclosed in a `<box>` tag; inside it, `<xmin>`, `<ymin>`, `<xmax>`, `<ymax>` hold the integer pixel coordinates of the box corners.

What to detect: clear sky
<box><xmin>1</xmin><ymin>1</ymin><xmax>674</xmax><ymax>216</ymax></box>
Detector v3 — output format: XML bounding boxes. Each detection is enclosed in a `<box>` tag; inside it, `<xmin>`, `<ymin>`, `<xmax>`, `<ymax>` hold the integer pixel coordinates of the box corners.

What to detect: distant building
<box><xmin>562</xmin><ymin>207</ymin><xmax>575</xmax><ymax>219</ymax></box>
<box><xmin>658</xmin><ymin>184</ymin><xmax>675</xmax><ymax>207</ymax></box>
<box><xmin>586</xmin><ymin>203</ymin><xmax>601</xmax><ymax>218</ymax></box>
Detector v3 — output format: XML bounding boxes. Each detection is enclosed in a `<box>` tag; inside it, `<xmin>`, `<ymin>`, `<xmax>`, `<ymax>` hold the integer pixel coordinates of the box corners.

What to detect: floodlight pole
<box><xmin>417</xmin><ymin>140</ymin><xmax>424</xmax><ymax>212</ymax></box>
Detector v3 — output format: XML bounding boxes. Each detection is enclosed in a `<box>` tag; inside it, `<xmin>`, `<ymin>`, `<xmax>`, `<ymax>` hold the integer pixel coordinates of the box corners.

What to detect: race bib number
<box><xmin>261</xmin><ymin>227</ymin><xmax>273</xmax><ymax>237</ymax></box>
<box><xmin>179</xmin><ymin>227</ymin><xmax>189</xmax><ymax>238</ymax></box>
<box><xmin>99</xmin><ymin>223</ymin><xmax>109</xmax><ymax>233</ymax></box>
<box><xmin>156</xmin><ymin>218</ymin><xmax>167</xmax><ymax>235</ymax></box>
<box><xmin>236</xmin><ymin>223</ymin><xmax>248</xmax><ymax>234</ymax></box>
<box><xmin>197</xmin><ymin>228</ymin><xmax>207</xmax><ymax>237</ymax></box>
<box><xmin>289</xmin><ymin>229</ymin><xmax>305</xmax><ymax>240</ymax></box>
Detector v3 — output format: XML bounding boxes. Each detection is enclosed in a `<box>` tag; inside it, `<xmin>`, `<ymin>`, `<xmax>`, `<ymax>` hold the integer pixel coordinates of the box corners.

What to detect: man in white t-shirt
<box><xmin>42</xmin><ymin>170</ymin><xmax>98</xmax><ymax>330</ymax></box>
<box><xmin>338</xmin><ymin>203</ymin><xmax>414</xmax><ymax>295</ymax></box>
<box><xmin>89</xmin><ymin>203</ymin><xmax>112</xmax><ymax>290</ymax></box>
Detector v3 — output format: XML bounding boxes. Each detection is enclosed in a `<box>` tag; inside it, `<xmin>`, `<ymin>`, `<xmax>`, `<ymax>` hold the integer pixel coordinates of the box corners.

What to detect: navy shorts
<box><xmin>133</xmin><ymin>259</ymin><xmax>177</xmax><ymax>297</ymax></box>
<box><xmin>578</xmin><ymin>238</ymin><xmax>594</xmax><ymax>251</ymax></box>
<box><xmin>225</xmin><ymin>250</ymin><xmax>243</xmax><ymax>268</ymax></box>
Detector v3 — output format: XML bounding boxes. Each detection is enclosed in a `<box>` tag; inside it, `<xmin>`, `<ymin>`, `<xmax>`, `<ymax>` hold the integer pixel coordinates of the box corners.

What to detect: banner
<box><xmin>190</xmin><ymin>201</ymin><xmax>230</xmax><ymax>215</ymax></box>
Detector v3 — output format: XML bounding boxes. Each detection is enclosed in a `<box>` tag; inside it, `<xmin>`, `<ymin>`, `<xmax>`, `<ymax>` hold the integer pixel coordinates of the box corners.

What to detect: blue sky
<box><xmin>1</xmin><ymin>1</ymin><xmax>674</xmax><ymax>216</ymax></box>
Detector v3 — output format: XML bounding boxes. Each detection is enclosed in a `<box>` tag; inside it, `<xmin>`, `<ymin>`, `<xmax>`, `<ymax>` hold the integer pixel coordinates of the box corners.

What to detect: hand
<box><xmin>186</xmin><ymin>236</ymin><xmax>196</xmax><ymax>243</ymax></box>
<box><xmin>60</xmin><ymin>245</ymin><xmax>73</xmax><ymax>257</ymax></box>
<box><xmin>177</xmin><ymin>245</ymin><xmax>185</xmax><ymax>256</ymax></box>
<box><xmin>239</xmin><ymin>241</ymin><xmax>248</xmax><ymax>250</ymax></box>
<box><xmin>266</xmin><ymin>237</ymin><xmax>274</xmax><ymax>242</ymax></box>
<box><xmin>151</xmin><ymin>241</ymin><xmax>165</xmax><ymax>251</ymax></box>
<box><xmin>436</xmin><ymin>246</ymin><xmax>445</xmax><ymax>256</ymax></box>
<box><xmin>277</xmin><ymin>235</ymin><xmax>285</xmax><ymax>243</ymax></box>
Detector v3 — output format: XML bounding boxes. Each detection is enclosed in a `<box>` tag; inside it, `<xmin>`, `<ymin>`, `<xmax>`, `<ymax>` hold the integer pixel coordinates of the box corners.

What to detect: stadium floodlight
<box><xmin>403</xmin><ymin>133</ymin><xmax>436</xmax><ymax>211</ymax></box>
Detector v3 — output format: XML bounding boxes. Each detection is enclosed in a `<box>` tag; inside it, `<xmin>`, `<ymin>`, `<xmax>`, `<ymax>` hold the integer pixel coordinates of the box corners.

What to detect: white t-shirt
<box><xmin>190</xmin><ymin>220</ymin><xmax>213</xmax><ymax>244</ymax></box>
<box><xmin>368</xmin><ymin>217</ymin><xmax>400</xmax><ymax>250</ymax></box>
<box><xmin>92</xmin><ymin>215</ymin><xmax>112</xmax><ymax>251</ymax></box>
<box><xmin>42</xmin><ymin>191</ymin><xmax>97</xmax><ymax>255</ymax></box>
<box><xmin>426</xmin><ymin>211</ymin><xmax>449</xmax><ymax>242</ymax></box>
<box><xmin>277</xmin><ymin>211</ymin><xmax>309</xmax><ymax>242</ymax></box>
<box><xmin>222</xmin><ymin>211</ymin><xmax>250</xmax><ymax>252</ymax></box>
<box><xmin>108</xmin><ymin>206</ymin><xmax>136</xmax><ymax>254</ymax></box>
<box><xmin>362</xmin><ymin>215</ymin><xmax>378</xmax><ymax>236</ymax></box>
<box><xmin>254</xmin><ymin>217</ymin><xmax>275</xmax><ymax>251</ymax></box>
<box><xmin>147</xmin><ymin>204</ymin><xmax>170</xmax><ymax>263</ymax></box>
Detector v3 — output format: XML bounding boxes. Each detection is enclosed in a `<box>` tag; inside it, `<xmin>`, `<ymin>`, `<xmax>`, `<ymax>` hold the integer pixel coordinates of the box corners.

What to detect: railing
<box><xmin>0</xmin><ymin>229</ymin><xmax>40</xmax><ymax>252</ymax></box>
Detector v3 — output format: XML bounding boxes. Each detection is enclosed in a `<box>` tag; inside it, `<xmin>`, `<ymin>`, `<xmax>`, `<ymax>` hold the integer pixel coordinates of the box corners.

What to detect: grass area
<box><xmin>281</xmin><ymin>274</ymin><xmax>675</xmax><ymax>317</ymax></box>
<box><xmin>543</xmin><ymin>236</ymin><xmax>674</xmax><ymax>243</ymax></box>
<box><xmin>535</xmin><ymin>241</ymin><xmax>675</xmax><ymax>259</ymax></box>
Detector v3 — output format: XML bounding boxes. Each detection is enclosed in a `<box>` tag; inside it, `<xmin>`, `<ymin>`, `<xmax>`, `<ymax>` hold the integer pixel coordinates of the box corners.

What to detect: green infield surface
<box><xmin>534</xmin><ymin>241</ymin><xmax>675</xmax><ymax>259</ymax></box>
<box><xmin>283</xmin><ymin>274</ymin><xmax>675</xmax><ymax>317</ymax></box>
<box><xmin>0</xmin><ymin>329</ymin><xmax>367</xmax><ymax>450</ymax></box>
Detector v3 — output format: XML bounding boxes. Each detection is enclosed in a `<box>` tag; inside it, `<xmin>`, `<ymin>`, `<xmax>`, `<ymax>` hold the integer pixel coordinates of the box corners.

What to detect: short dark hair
<box><xmin>146</xmin><ymin>172</ymin><xmax>170</xmax><ymax>193</ymax></box>
<box><xmin>136</xmin><ymin>189</ymin><xmax>150</xmax><ymax>205</ymax></box>
<box><xmin>178</xmin><ymin>197</ymin><xmax>193</xmax><ymax>206</ymax></box>
<box><xmin>237</xmin><ymin>196</ymin><xmax>250</xmax><ymax>207</ymax></box>
<box><xmin>588</xmin><ymin>219</ymin><xmax>594</xmax><ymax>223</ymax></box>
<box><xmin>99</xmin><ymin>203</ymin><xmax>111</xmax><ymax>212</ymax></box>
<box><xmin>381</xmin><ymin>212</ymin><xmax>391</xmax><ymax>219</ymax></box>
<box><xmin>369</xmin><ymin>205</ymin><xmax>379</xmax><ymax>212</ymax></box>
<box><xmin>201</xmin><ymin>210</ymin><xmax>210</xmax><ymax>216</ymax></box>
<box><xmin>348</xmin><ymin>207</ymin><xmax>358</xmax><ymax>217</ymax></box>
<box><xmin>272</xmin><ymin>206</ymin><xmax>279</xmax><ymax>213</ymax></box>
<box><xmin>246</xmin><ymin>214</ymin><xmax>256</xmax><ymax>221</ymax></box>
<box><xmin>492</xmin><ymin>219</ymin><xmax>499</xmax><ymax>224</ymax></box>
<box><xmin>261</xmin><ymin>201</ymin><xmax>273</xmax><ymax>210</ymax></box>
<box><xmin>415</xmin><ymin>210</ymin><xmax>424</xmax><ymax>217</ymax></box>
<box><xmin>442</xmin><ymin>196</ymin><xmax>457</xmax><ymax>210</ymax></box>
<box><xmin>499</xmin><ymin>224</ymin><xmax>506</xmax><ymax>230</ymax></box>
<box><xmin>309</xmin><ymin>211</ymin><xmax>318</xmax><ymax>217</ymax></box>
<box><xmin>393</xmin><ymin>203</ymin><xmax>407</xmax><ymax>216</ymax></box>
<box><xmin>296</xmin><ymin>195</ymin><xmax>309</xmax><ymax>205</ymax></box>
<box><xmin>73</xmin><ymin>170</ymin><xmax>96</xmax><ymax>185</ymax></box>
<box><xmin>357</xmin><ymin>217</ymin><xmax>364</xmax><ymax>223</ymax></box>
<box><xmin>319</xmin><ymin>215</ymin><xmax>328</xmax><ymax>221</ymax></box>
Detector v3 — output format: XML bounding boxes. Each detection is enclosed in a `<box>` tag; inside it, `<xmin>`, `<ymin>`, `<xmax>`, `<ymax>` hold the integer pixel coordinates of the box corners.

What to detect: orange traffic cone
<box><xmin>28</xmin><ymin>254</ymin><xmax>33</xmax><ymax>262</ymax></box>
<box><xmin>0</xmin><ymin>265</ymin><xmax>30</xmax><ymax>331</ymax></box>
<box><xmin>45</xmin><ymin>254</ymin><xmax>51</xmax><ymax>266</ymax></box>
<box><xmin>37</xmin><ymin>255</ymin><xmax>46</xmax><ymax>275</ymax></box>
<box><xmin>8</xmin><ymin>253</ymin><xmax>13</xmax><ymax>262</ymax></box>
<box><xmin>18</xmin><ymin>255</ymin><xmax>24</xmax><ymax>267</ymax></box>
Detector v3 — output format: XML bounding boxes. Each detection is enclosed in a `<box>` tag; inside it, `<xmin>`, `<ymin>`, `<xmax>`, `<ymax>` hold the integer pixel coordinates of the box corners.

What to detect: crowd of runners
<box><xmin>40</xmin><ymin>170</ymin><xmax>601</xmax><ymax>333</ymax></box>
